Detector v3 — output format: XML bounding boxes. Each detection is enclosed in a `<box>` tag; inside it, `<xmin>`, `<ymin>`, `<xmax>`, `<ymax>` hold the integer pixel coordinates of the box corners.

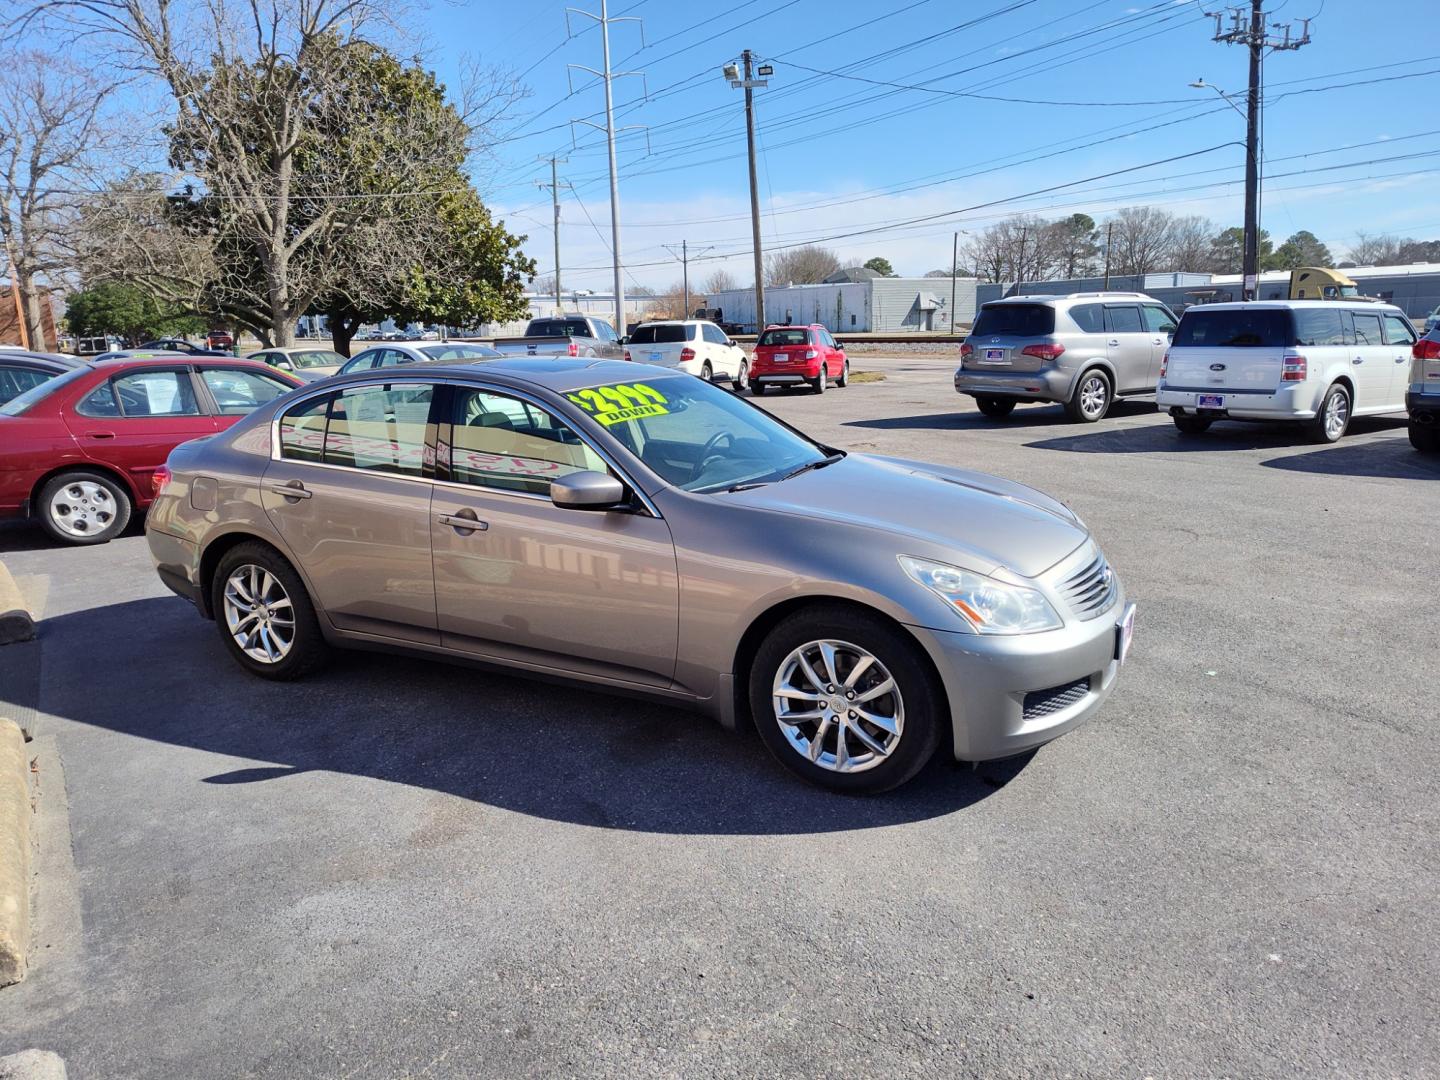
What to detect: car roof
<box><xmin>1182</xmin><ymin>300</ymin><xmax>1405</xmax><ymax>312</ymax></box>
<box><xmin>90</xmin><ymin>354</ymin><xmax>292</xmax><ymax>372</ymax></box>
<box><xmin>315</xmin><ymin>356</ymin><xmax>664</xmax><ymax>395</ymax></box>
<box><xmin>0</xmin><ymin>350</ymin><xmax>87</xmax><ymax>368</ymax></box>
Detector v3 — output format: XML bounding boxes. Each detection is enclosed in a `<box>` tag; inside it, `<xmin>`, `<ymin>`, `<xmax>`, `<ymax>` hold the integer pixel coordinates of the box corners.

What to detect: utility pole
<box><xmin>537</xmin><ymin>156</ymin><xmax>567</xmax><ymax>312</ymax></box>
<box><xmin>664</xmin><ymin>240</ymin><xmax>715</xmax><ymax>318</ymax></box>
<box><xmin>726</xmin><ymin>52</ymin><xmax>772</xmax><ymax>332</ymax></box>
<box><xmin>1015</xmin><ymin>225</ymin><xmax>1028</xmax><ymax>294</ymax></box>
<box><xmin>1208</xmin><ymin>3</ymin><xmax>1311</xmax><ymax>299</ymax></box>
<box><xmin>1103</xmin><ymin>221</ymin><xmax>1114</xmax><ymax>288</ymax></box>
<box><xmin>567</xmin><ymin>2</ymin><xmax>646</xmax><ymax>336</ymax></box>
<box><xmin>950</xmin><ymin>232</ymin><xmax>958</xmax><ymax>334</ymax></box>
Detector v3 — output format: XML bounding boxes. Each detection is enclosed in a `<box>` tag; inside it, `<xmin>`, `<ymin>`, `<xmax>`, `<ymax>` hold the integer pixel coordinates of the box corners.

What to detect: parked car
<box><xmin>750</xmin><ymin>324</ymin><xmax>850</xmax><ymax>394</ymax></box>
<box><xmin>1422</xmin><ymin>305</ymin><xmax>1440</xmax><ymax>335</ymax></box>
<box><xmin>335</xmin><ymin>341</ymin><xmax>503</xmax><ymax>376</ymax></box>
<box><xmin>491</xmin><ymin>315</ymin><xmax>625</xmax><ymax>360</ymax></box>
<box><xmin>145</xmin><ymin>358</ymin><xmax>1133</xmax><ymax>793</ymax></box>
<box><xmin>206</xmin><ymin>329</ymin><xmax>234</xmax><ymax>351</ymax></box>
<box><xmin>1157</xmin><ymin>301</ymin><xmax>1415</xmax><ymax>442</ymax></box>
<box><xmin>623</xmin><ymin>320</ymin><xmax>750</xmax><ymax>391</ymax></box>
<box><xmin>139</xmin><ymin>338</ymin><xmax>230</xmax><ymax>356</ymax></box>
<box><xmin>954</xmin><ymin>293</ymin><xmax>1177</xmax><ymax>423</ymax></box>
<box><xmin>1409</xmin><ymin>324</ymin><xmax>1440</xmax><ymax>453</ymax></box>
<box><xmin>0</xmin><ymin>351</ymin><xmax>89</xmax><ymax>406</ymax></box>
<box><xmin>248</xmin><ymin>346</ymin><xmax>348</xmax><ymax>382</ymax></box>
<box><xmin>74</xmin><ymin>336</ymin><xmax>115</xmax><ymax>356</ymax></box>
<box><xmin>0</xmin><ymin>356</ymin><xmax>303</xmax><ymax>545</ymax></box>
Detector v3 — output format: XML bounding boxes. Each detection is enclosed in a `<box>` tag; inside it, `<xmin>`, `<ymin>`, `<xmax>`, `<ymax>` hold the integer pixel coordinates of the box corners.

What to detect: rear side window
<box><xmin>324</xmin><ymin>384</ymin><xmax>433</xmax><ymax>475</ymax></box>
<box><xmin>1351</xmin><ymin>312</ymin><xmax>1383</xmax><ymax>346</ymax></box>
<box><xmin>278</xmin><ymin>395</ymin><xmax>330</xmax><ymax>463</ymax></box>
<box><xmin>1293</xmin><ymin>308</ymin><xmax>1347</xmax><ymax>347</ymax></box>
<box><xmin>970</xmin><ymin>304</ymin><xmax>1055</xmax><ymax>337</ymax></box>
<box><xmin>758</xmin><ymin>328</ymin><xmax>810</xmax><ymax>346</ymax></box>
<box><xmin>1068</xmin><ymin>304</ymin><xmax>1104</xmax><ymax>333</ymax></box>
<box><xmin>629</xmin><ymin>324</ymin><xmax>689</xmax><ymax>345</ymax></box>
<box><xmin>1104</xmin><ymin>306</ymin><xmax>1144</xmax><ymax>333</ymax></box>
<box><xmin>1173</xmin><ymin>309</ymin><xmax>1291</xmax><ymax>348</ymax></box>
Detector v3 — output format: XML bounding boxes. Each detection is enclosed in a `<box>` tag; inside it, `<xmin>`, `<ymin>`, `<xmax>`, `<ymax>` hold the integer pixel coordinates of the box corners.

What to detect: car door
<box><xmin>701</xmin><ymin>322</ymin><xmax>733</xmax><ymax>378</ymax></box>
<box><xmin>1381</xmin><ymin>312</ymin><xmax>1417</xmax><ymax>405</ymax></box>
<box><xmin>65</xmin><ymin>366</ymin><xmax>218</xmax><ymax>495</ymax></box>
<box><xmin>1346</xmin><ymin>310</ymin><xmax>1392</xmax><ymax>411</ymax></box>
<box><xmin>261</xmin><ymin>381</ymin><xmax>439</xmax><ymax>643</ymax></box>
<box><xmin>1141</xmin><ymin>304</ymin><xmax>1178</xmax><ymax>388</ymax></box>
<box><xmin>1102</xmin><ymin>304</ymin><xmax>1151</xmax><ymax>392</ymax></box>
<box><xmin>430</xmin><ymin>382</ymin><xmax>679</xmax><ymax>688</ymax></box>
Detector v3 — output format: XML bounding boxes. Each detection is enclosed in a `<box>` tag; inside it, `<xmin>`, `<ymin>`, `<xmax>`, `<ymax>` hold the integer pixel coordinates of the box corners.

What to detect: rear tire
<box><xmin>37</xmin><ymin>470</ymin><xmax>132</xmax><ymax>546</ymax></box>
<box><xmin>1173</xmin><ymin>414</ymin><xmax>1211</xmax><ymax>435</ymax></box>
<box><xmin>975</xmin><ymin>397</ymin><xmax>1016</xmax><ymax>419</ymax></box>
<box><xmin>752</xmin><ymin>382</ymin><xmax>769</xmax><ymax>396</ymax></box>
<box><xmin>1409</xmin><ymin>420</ymin><xmax>1440</xmax><ymax>453</ymax></box>
<box><xmin>1065</xmin><ymin>369</ymin><xmax>1111</xmax><ymax>423</ymax></box>
<box><xmin>732</xmin><ymin>360</ymin><xmax>749</xmax><ymax>393</ymax></box>
<box><xmin>1308</xmin><ymin>383</ymin><xmax>1350</xmax><ymax>443</ymax></box>
<box><xmin>748</xmin><ymin>606</ymin><xmax>943</xmax><ymax>794</ymax></box>
<box><xmin>700</xmin><ymin>361</ymin><xmax>713</xmax><ymax>382</ymax></box>
<box><xmin>212</xmin><ymin>542</ymin><xmax>330</xmax><ymax>681</ymax></box>
<box><xmin>812</xmin><ymin>365</ymin><xmax>827</xmax><ymax>394</ymax></box>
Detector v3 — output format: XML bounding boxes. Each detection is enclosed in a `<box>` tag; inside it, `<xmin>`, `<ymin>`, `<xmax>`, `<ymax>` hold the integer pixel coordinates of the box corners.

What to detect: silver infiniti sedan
<box><xmin>146</xmin><ymin>358</ymin><xmax>1135</xmax><ymax>793</ymax></box>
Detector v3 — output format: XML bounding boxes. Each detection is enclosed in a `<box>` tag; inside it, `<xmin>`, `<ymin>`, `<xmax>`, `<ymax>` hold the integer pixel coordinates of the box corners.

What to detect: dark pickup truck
<box><xmin>491</xmin><ymin>316</ymin><xmax>625</xmax><ymax>360</ymax></box>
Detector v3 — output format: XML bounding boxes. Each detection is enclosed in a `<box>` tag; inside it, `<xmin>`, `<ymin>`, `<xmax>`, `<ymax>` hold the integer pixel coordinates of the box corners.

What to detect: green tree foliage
<box><xmin>1270</xmin><ymin>230</ymin><xmax>1333</xmax><ymax>270</ymax></box>
<box><xmin>863</xmin><ymin>256</ymin><xmax>895</xmax><ymax>277</ymax></box>
<box><xmin>63</xmin><ymin>283</ymin><xmax>203</xmax><ymax>343</ymax></box>
<box><xmin>1209</xmin><ymin>226</ymin><xmax>1275</xmax><ymax>273</ymax></box>
<box><xmin>1052</xmin><ymin>214</ymin><xmax>1100</xmax><ymax>278</ymax></box>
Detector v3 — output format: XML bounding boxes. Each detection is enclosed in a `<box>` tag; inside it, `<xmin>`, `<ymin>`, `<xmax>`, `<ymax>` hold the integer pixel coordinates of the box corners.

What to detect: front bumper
<box><xmin>953</xmin><ymin>366</ymin><xmax>1070</xmax><ymax>403</ymax></box>
<box><xmin>910</xmin><ymin>591</ymin><xmax>1132</xmax><ymax>762</ymax></box>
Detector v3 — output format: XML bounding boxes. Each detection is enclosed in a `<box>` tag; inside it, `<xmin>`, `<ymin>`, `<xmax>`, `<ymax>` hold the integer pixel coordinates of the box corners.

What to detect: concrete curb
<box><xmin>0</xmin><ymin>562</ymin><xmax>35</xmax><ymax>646</ymax></box>
<box><xmin>0</xmin><ymin>718</ymin><xmax>29</xmax><ymax>986</ymax></box>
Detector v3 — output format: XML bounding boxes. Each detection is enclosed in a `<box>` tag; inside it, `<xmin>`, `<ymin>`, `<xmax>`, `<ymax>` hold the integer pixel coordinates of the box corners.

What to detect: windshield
<box><xmin>0</xmin><ymin>365</ymin><xmax>89</xmax><ymax>415</ymax></box>
<box><xmin>758</xmin><ymin>328</ymin><xmax>810</xmax><ymax>347</ymax></box>
<box><xmin>568</xmin><ymin>374</ymin><xmax>832</xmax><ymax>494</ymax></box>
<box><xmin>1339</xmin><ymin>285</ymin><xmax>1359</xmax><ymax>297</ymax></box>
<box><xmin>420</xmin><ymin>343</ymin><xmax>502</xmax><ymax>361</ymax></box>
<box><xmin>970</xmin><ymin>303</ymin><xmax>1056</xmax><ymax>337</ymax></box>
<box><xmin>290</xmin><ymin>350</ymin><xmax>344</xmax><ymax>368</ymax></box>
<box><xmin>1173</xmin><ymin>308</ymin><xmax>1291</xmax><ymax>347</ymax></box>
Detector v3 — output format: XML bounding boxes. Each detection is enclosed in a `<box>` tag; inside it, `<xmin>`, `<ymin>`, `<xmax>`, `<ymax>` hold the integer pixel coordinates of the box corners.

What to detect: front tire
<box><xmin>1309</xmin><ymin>383</ymin><xmax>1350</xmax><ymax>443</ymax></box>
<box><xmin>1065</xmin><ymin>369</ymin><xmax>1111</xmax><ymax>423</ymax></box>
<box><xmin>37</xmin><ymin>470</ymin><xmax>132</xmax><ymax>545</ymax></box>
<box><xmin>749</xmin><ymin>606</ymin><xmax>942</xmax><ymax>794</ymax></box>
<box><xmin>1173</xmin><ymin>413</ymin><xmax>1211</xmax><ymax>435</ymax></box>
<box><xmin>836</xmin><ymin>359</ymin><xmax>850</xmax><ymax>387</ymax></box>
<box><xmin>975</xmin><ymin>397</ymin><xmax>1016</xmax><ymax>419</ymax></box>
<box><xmin>812</xmin><ymin>364</ymin><xmax>827</xmax><ymax>394</ymax></box>
<box><xmin>212</xmin><ymin>542</ymin><xmax>330</xmax><ymax>681</ymax></box>
<box><xmin>1408</xmin><ymin>421</ymin><xmax>1439</xmax><ymax>453</ymax></box>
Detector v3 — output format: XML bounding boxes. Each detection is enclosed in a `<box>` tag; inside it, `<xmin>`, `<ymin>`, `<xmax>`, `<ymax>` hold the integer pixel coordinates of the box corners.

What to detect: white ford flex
<box><xmin>1157</xmin><ymin>301</ymin><xmax>1417</xmax><ymax>442</ymax></box>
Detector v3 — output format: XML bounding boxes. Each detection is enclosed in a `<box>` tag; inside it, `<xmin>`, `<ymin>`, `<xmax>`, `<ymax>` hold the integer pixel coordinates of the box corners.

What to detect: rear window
<box><xmin>1173</xmin><ymin>309</ymin><xmax>1291</xmax><ymax>348</ymax></box>
<box><xmin>758</xmin><ymin>328</ymin><xmax>811</xmax><ymax>346</ymax></box>
<box><xmin>970</xmin><ymin>303</ymin><xmax>1055</xmax><ymax>337</ymax></box>
<box><xmin>527</xmin><ymin>319</ymin><xmax>590</xmax><ymax>337</ymax></box>
<box><xmin>629</xmin><ymin>324</ymin><xmax>690</xmax><ymax>345</ymax></box>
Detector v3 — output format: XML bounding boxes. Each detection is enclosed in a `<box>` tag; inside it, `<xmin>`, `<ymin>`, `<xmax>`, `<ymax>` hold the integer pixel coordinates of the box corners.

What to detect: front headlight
<box><xmin>899</xmin><ymin>555</ymin><xmax>1063</xmax><ymax>635</ymax></box>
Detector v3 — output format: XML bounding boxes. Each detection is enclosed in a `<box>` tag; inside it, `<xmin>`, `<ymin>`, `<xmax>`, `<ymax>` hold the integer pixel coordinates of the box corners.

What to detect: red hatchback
<box><xmin>750</xmin><ymin>324</ymin><xmax>850</xmax><ymax>395</ymax></box>
<box><xmin>0</xmin><ymin>356</ymin><xmax>303</xmax><ymax>544</ymax></box>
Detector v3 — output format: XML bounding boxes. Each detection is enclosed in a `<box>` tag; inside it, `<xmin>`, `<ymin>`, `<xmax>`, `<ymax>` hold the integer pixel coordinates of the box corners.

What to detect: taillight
<box><xmin>1158</xmin><ymin>351</ymin><xmax>1168</xmax><ymax>378</ymax></box>
<box><xmin>1020</xmin><ymin>343</ymin><xmax>1065</xmax><ymax>362</ymax></box>
<box><xmin>623</xmin><ymin>349</ymin><xmax>632</xmax><ymax>361</ymax></box>
<box><xmin>680</xmin><ymin>347</ymin><xmax>696</xmax><ymax>362</ymax></box>
<box><xmin>1415</xmin><ymin>338</ymin><xmax>1440</xmax><ymax>360</ymax></box>
<box><xmin>1282</xmin><ymin>353</ymin><xmax>1307</xmax><ymax>381</ymax></box>
<box><xmin>960</xmin><ymin>343</ymin><xmax>974</xmax><ymax>360</ymax></box>
<box><xmin>152</xmin><ymin>464</ymin><xmax>172</xmax><ymax>496</ymax></box>
<box><xmin>803</xmin><ymin>349</ymin><xmax>818</xmax><ymax>360</ymax></box>
<box><xmin>567</xmin><ymin>341</ymin><xmax>579</xmax><ymax>357</ymax></box>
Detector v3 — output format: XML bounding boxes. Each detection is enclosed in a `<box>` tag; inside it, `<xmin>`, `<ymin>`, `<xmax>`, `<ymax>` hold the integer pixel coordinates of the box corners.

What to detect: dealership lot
<box><xmin>1</xmin><ymin>354</ymin><xmax>1436</xmax><ymax>1077</ymax></box>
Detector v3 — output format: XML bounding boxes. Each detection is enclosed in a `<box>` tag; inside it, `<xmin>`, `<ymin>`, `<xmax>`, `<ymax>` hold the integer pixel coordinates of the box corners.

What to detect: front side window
<box><xmin>1351</xmin><ymin>312</ymin><xmax>1383</xmax><ymax>346</ymax></box>
<box><xmin>79</xmin><ymin>370</ymin><xmax>202</xmax><ymax>417</ymax></box>
<box><xmin>202</xmin><ymin>368</ymin><xmax>294</xmax><ymax>415</ymax></box>
<box><xmin>702</xmin><ymin>324</ymin><xmax>727</xmax><ymax>345</ymax></box>
<box><xmin>1382</xmin><ymin>314</ymin><xmax>1416</xmax><ymax>345</ymax></box>
<box><xmin>1104</xmin><ymin>305</ymin><xmax>1144</xmax><ymax>334</ymax></box>
<box><xmin>323</xmin><ymin>383</ymin><xmax>433</xmax><ymax>475</ymax></box>
<box><xmin>1142</xmin><ymin>305</ymin><xmax>1178</xmax><ymax>334</ymax></box>
<box><xmin>593</xmin><ymin>320</ymin><xmax>617</xmax><ymax>341</ymax></box>
<box><xmin>448</xmin><ymin>387</ymin><xmax>608</xmax><ymax>495</ymax></box>
<box><xmin>291</xmin><ymin>350</ymin><xmax>346</xmax><ymax>369</ymax></box>
<box><xmin>339</xmin><ymin>351</ymin><xmax>379</xmax><ymax>374</ymax></box>
<box><xmin>419</xmin><ymin>343</ymin><xmax>501</xmax><ymax>361</ymax></box>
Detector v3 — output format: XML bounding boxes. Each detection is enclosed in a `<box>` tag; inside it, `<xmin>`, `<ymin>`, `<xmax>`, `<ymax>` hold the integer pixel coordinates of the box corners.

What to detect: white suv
<box><xmin>624</xmin><ymin>320</ymin><xmax>750</xmax><ymax>391</ymax></box>
<box><xmin>1157</xmin><ymin>301</ymin><xmax>1416</xmax><ymax>442</ymax></box>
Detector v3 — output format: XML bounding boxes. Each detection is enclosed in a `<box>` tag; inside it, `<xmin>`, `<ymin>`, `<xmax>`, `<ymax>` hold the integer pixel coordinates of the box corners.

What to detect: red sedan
<box><xmin>749</xmin><ymin>324</ymin><xmax>850</xmax><ymax>395</ymax></box>
<box><xmin>0</xmin><ymin>355</ymin><xmax>303</xmax><ymax>544</ymax></box>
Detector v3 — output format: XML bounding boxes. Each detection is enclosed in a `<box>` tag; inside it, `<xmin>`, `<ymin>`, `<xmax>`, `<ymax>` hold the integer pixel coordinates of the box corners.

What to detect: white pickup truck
<box><xmin>491</xmin><ymin>316</ymin><xmax>625</xmax><ymax>360</ymax></box>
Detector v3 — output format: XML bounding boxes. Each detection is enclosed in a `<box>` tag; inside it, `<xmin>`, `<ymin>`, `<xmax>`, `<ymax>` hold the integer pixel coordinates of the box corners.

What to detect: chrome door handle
<box><xmin>86</xmin><ymin>431</ymin><xmax>115</xmax><ymax>439</ymax></box>
<box><xmin>266</xmin><ymin>482</ymin><xmax>312</xmax><ymax>500</ymax></box>
<box><xmin>437</xmin><ymin>512</ymin><xmax>488</xmax><ymax>532</ymax></box>
<box><xmin>1352</xmin><ymin>357</ymin><xmax>1364</xmax><ymax>364</ymax></box>
<box><xmin>1108</xmin><ymin>339</ymin><xmax>1119</xmax><ymax>346</ymax></box>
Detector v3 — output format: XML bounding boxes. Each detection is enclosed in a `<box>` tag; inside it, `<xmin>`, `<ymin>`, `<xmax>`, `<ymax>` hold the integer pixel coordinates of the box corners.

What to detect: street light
<box><xmin>1188</xmin><ymin>78</ymin><xmax>1245</xmax><ymax>118</ymax></box>
<box><xmin>1191</xmin><ymin>76</ymin><xmax>1260</xmax><ymax>299</ymax></box>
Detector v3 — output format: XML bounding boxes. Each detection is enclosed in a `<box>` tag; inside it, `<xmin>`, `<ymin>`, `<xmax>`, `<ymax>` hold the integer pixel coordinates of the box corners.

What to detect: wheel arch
<box><xmin>197</xmin><ymin>530</ymin><xmax>293</xmax><ymax>620</ymax></box>
<box><xmin>29</xmin><ymin>461</ymin><xmax>140</xmax><ymax>517</ymax></box>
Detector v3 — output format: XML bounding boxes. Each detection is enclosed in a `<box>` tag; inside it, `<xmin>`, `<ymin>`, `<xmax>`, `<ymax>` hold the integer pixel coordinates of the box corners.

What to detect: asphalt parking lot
<box><xmin>1</xmin><ymin>354</ymin><xmax>1437</xmax><ymax>1078</ymax></box>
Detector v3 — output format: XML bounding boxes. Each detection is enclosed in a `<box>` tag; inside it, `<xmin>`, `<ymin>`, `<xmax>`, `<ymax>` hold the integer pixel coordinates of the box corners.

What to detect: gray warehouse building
<box><xmin>706</xmin><ymin>270</ymin><xmax>979</xmax><ymax>333</ymax></box>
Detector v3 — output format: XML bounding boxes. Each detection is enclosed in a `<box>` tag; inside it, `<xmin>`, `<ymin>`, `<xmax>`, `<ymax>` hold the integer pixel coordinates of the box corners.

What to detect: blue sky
<box><xmin>378</xmin><ymin>3</ymin><xmax>1438</xmax><ymax>288</ymax></box>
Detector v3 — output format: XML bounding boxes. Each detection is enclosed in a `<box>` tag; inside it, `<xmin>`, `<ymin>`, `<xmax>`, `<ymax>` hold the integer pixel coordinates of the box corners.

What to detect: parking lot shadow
<box><xmin>31</xmin><ymin>597</ymin><xmax>1033</xmax><ymax>836</ymax></box>
<box><xmin>845</xmin><ymin>399</ymin><xmax>1156</xmax><ymax>433</ymax></box>
<box><xmin>1026</xmin><ymin>416</ymin><xmax>1408</xmax><ymax>455</ymax></box>
<box><xmin>1260</xmin><ymin>438</ymin><xmax>1440</xmax><ymax>480</ymax></box>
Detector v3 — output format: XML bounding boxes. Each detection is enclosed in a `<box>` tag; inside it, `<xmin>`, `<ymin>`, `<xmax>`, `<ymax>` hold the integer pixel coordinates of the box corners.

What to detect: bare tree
<box><xmin>1107</xmin><ymin>207</ymin><xmax>1175</xmax><ymax>277</ymax></box>
<box><xmin>0</xmin><ymin>52</ymin><xmax>122</xmax><ymax>349</ymax></box>
<box><xmin>964</xmin><ymin>216</ymin><xmax>1054</xmax><ymax>283</ymax></box>
<box><xmin>702</xmin><ymin>268</ymin><xmax>739</xmax><ymax>294</ymax></box>
<box><xmin>764</xmin><ymin>244</ymin><xmax>840</xmax><ymax>286</ymax></box>
<box><xmin>1347</xmin><ymin>232</ymin><xmax>1405</xmax><ymax>266</ymax></box>
<box><xmin>1165</xmin><ymin>215</ymin><xmax>1214</xmax><ymax>273</ymax></box>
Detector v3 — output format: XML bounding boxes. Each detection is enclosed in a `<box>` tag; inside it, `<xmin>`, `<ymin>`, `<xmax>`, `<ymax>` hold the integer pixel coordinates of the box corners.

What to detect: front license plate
<box><xmin>983</xmin><ymin>348</ymin><xmax>1007</xmax><ymax>363</ymax></box>
<box><xmin>1115</xmin><ymin>604</ymin><xmax>1136</xmax><ymax>664</ymax></box>
<box><xmin>648</xmin><ymin>351</ymin><xmax>663</xmax><ymax>361</ymax></box>
<box><xmin>1197</xmin><ymin>394</ymin><xmax>1224</xmax><ymax>408</ymax></box>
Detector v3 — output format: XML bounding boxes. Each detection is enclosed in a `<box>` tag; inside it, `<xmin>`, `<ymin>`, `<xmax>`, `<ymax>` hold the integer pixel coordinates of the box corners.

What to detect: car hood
<box><xmin>724</xmin><ymin>453</ymin><xmax>1088</xmax><ymax>578</ymax></box>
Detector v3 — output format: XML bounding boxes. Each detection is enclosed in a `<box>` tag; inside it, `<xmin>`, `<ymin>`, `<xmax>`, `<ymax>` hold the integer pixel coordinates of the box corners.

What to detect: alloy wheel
<box><xmin>1079</xmin><ymin>374</ymin><xmax>1108</xmax><ymax>419</ymax></box>
<box><xmin>223</xmin><ymin>564</ymin><xmax>296</xmax><ymax>664</ymax></box>
<box><xmin>1324</xmin><ymin>389</ymin><xmax>1349</xmax><ymax>440</ymax></box>
<box><xmin>48</xmin><ymin>480</ymin><xmax>116</xmax><ymax>538</ymax></box>
<box><xmin>771</xmin><ymin>639</ymin><xmax>904</xmax><ymax>773</ymax></box>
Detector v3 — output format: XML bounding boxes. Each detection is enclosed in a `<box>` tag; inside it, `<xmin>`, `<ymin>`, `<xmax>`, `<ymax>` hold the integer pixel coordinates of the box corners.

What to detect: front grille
<box><xmin>1059</xmin><ymin>550</ymin><xmax>1118</xmax><ymax>620</ymax></box>
<box><xmin>1022</xmin><ymin>678</ymin><xmax>1090</xmax><ymax>721</ymax></box>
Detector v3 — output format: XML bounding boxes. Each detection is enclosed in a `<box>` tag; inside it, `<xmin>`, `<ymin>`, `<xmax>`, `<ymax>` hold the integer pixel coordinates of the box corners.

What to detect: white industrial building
<box><xmin>705</xmin><ymin>274</ymin><xmax>979</xmax><ymax>334</ymax></box>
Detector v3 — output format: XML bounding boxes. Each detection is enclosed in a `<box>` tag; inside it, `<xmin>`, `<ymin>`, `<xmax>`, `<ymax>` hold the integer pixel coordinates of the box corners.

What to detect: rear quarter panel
<box><xmin>0</xmin><ymin>414</ymin><xmax>88</xmax><ymax>515</ymax></box>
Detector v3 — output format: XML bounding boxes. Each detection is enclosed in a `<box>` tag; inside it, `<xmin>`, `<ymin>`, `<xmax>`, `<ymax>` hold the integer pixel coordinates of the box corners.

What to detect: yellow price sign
<box><xmin>567</xmin><ymin>382</ymin><xmax>670</xmax><ymax>426</ymax></box>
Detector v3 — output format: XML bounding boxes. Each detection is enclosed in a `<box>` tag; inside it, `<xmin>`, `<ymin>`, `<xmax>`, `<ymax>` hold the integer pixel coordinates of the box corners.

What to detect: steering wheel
<box><xmin>691</xmin><ymin>430</ymin><xmax>735</xmax><ymax>482</ymax></box>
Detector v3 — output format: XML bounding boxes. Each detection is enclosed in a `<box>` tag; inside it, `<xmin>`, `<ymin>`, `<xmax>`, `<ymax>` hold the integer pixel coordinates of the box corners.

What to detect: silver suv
<box><xmin>954</xmin><ymin>293</ymin><xmax>1178</xmax><ymax>422</ymax></box>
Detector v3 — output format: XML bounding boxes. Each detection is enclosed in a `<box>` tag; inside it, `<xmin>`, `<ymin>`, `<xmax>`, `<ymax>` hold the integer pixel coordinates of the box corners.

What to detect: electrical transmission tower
<box><xmin>663</xmin><ymin>240</ymin><xmax>715</xmax><ymax>318</ymax></box>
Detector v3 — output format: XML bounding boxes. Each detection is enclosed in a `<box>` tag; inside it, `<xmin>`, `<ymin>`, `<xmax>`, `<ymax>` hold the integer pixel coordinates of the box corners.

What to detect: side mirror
<box><xmin>550</xmin><ymin>470</ymin><xmax>626</xmax><ymax>511</ymax></box>
<box><xmin>834</xmin><ymin>341</ymin><xmax>845</xmax><ymax>350</ymax></box>
<box><xmin>278</xmin><ymin>361</ymin><xmax>294</xmax><ymax>371</ymax></box>
<box><xmin>618</xmin><ymin>336</ymin><xmax>629</xmax><ymax>345</ymax></box>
